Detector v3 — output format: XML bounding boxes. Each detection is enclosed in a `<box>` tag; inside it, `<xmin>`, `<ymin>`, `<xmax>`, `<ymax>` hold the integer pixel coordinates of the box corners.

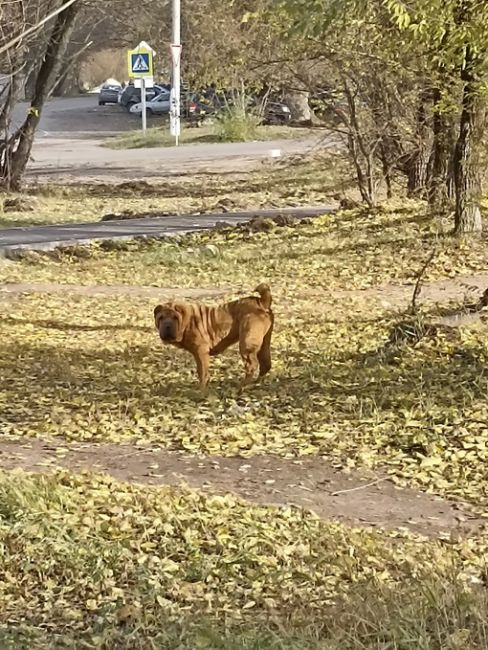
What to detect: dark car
<box><xmin>261</xmin><ymin>100</ymin><xmax>291</xmax><ymax>125</ymax></box>
<box><xmin>98</xmin><ymin>83</ymin><xmax>122</xmax><ymax>106</ymax></box>
<box><xmin>119</xmin><ymin>83</ymin><xmax>166</xmax><ymax>109</ymax></box>
<box><xmin>180</xmin><ymin>90</ymin><xmax>292</xmax><ymax>126</ymax></box>
<box><xmin>182</xmin><ymin>92</ymin><xmax>219</xmax><ymax>122</ymax></box>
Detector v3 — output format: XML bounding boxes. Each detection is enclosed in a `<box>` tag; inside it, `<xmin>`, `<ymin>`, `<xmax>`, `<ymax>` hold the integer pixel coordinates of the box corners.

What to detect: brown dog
<box><xmin>154</xmin><ymin>284</ymin><xmax>274</xmax><ymax>391</ymax></box>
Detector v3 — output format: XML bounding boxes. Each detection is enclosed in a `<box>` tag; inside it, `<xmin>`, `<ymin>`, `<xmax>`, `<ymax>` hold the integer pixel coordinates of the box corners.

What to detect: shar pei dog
<box><xmin>154</xmin><ymin>284</ymin><xmax>274</xmax><ymax>391</ymax></box>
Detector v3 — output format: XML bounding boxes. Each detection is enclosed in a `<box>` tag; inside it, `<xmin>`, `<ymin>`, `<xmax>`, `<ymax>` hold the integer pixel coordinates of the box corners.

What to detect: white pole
<box><xmin>141</xmin><ymin>77</ymin><xmax>147</xmax><ymax>132</ymax></box>
<box><xmin>171</xmin><ymin>0</ymin><xmax>181</xmax><ymax>146</ymax></box>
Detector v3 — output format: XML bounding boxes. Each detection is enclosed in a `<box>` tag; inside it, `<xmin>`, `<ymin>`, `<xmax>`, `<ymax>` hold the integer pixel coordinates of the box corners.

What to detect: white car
<box><xmin>129</xmin><ymin>91</ymin><xmax>171</xmax><ymax>116</ymax></box>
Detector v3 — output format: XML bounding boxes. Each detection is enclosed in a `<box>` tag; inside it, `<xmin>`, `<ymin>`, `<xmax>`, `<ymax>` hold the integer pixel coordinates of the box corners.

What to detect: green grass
<box><xmin>214</xmin><ymin>105</ymin><xmax>262</xmax><ymax>142</ymax></box>
<box><xmin>2</xmin><ymin>180</ymin><xmax>488</xmax><ymax>648</ymax></box>
<box><xmin>0</xmin><ymin>470</ymin><xmax>486</xmax><ymax>648</ymax></box>
<box><xmin>103</xmin><ymin>123</ymin><xmax>313</xmax><ymax>149</ymax></box>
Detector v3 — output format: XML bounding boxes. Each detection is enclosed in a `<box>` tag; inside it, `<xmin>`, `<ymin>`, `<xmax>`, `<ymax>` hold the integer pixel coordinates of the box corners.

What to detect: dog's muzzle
<box><xmin>159</xmin><ymin>320</ymin><xmax>178</xmax><ymax>342</ymax></box>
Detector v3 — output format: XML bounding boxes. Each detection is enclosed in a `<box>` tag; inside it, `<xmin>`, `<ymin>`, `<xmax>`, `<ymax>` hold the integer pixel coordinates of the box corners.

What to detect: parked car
<box><xmin>128</xmin><ymin>88</ymin><xmax>213</xmax><ymax>121</ymax></box>
<box><xmin>207</xmin><ymin>93</ymin><xmax>292</xmax><ymax>125</ymax></box>
<box><xmin>182</xmin><ymin>92</ymin><xmax>219</xmax><ymax>122</ymax></box>
<box><xmin>129</xmin><ymin>90</ymin><xmax>171</xmax><ymax>116</ymax></box>
<box><xmin>98</xmin><ymin>83</ymin><xmax>122</xmax><ymax>106</ymax></box>
<box><xmin>119</xmin><ymin>83</ymin><xmax>166</xmax><ymax>109</ymax></box>
<box><xmin>310</xmin><ymin>88</ymin><xmax>351</xmax><ymax>123</ymax></box>
<box><xmin>261</xmin><ymin>100</ymin><xmax>291</xmax><ymax>125</ymax></box>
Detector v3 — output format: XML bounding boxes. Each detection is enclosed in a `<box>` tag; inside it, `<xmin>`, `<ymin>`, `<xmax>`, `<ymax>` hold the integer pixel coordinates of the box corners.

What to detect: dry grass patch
<box><xmin>0</xmin><ymin>152</ymin><xmax>346</xmax><ymax>228</ymax></box>
<box><xmin>0</xmin><ymin>470</ymin><xmax>486</xmax><ymax>648</ymax></box>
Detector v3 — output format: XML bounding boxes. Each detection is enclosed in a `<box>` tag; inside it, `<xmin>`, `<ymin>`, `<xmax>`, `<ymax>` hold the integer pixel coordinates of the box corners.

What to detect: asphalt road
<box><xmin>12</xmin><ymin>95</ymin><xmax>135</xmax><ymax>136</ymax></box>
<box><xmin>29</xmin><ymin>134</ymin><xmax>324</xmax><ymax>181</ymax></box>
<box><xmin>11</xmin><ymin>96</ymin><xmax>332</xmax><ymax>181</ymax></box>
<box><xmin>0</xmin><ymin>207</ymin><xmax>334</xmax><ymax>256</ymax></box>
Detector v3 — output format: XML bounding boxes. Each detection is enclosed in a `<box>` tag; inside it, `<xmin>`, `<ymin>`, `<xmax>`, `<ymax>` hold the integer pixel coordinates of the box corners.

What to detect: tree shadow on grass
<box><xmin>3</xmin><ymin>316</ymin><xmax>152</xmax><ymax>334</ymax></box>
<box><xmin>1</xmin><ymin>326</ymin><xmax>486</xmax><ymax>455</ymax></box>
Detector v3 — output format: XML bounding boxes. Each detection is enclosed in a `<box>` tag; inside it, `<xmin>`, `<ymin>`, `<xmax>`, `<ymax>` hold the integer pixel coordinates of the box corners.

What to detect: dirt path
<box><xmin>1</xmin><ymin>271</ymin><xmax>487</xmax><ymax>308</ymax></box>
<box><xmin>0</xmin><ymin>439</ymin><xmax>482</xmax><ymax>538</ymax></box>
<box><xmin>0</xmin><ymin>283</ymin><xmax>228</xmax><ymax>300</ymax></box>
<box><xmin>309</xmin><ymin>272</ymin><xmax>488</xmax><ymax>310</ymax></box>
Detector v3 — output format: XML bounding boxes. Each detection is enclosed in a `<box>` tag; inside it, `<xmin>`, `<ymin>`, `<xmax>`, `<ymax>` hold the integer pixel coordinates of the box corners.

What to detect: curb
<box><xmin>0</xmin><ymin>206</ymin><xmax>335</xmax><ymax>258</ymax></box>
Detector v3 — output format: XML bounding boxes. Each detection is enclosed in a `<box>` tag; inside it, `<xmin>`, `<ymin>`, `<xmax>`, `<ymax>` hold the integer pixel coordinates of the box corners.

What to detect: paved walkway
<box><xmin>0</xmin><ymin>206</ymin><xmax>333</xmax><ymax>256</ymax></box>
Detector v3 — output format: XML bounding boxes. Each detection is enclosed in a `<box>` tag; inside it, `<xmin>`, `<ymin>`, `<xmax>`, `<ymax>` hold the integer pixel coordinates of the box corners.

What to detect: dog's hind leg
<box><xmin>239</xmin><ymin>347</ymin><xmax>260</xmax><ymax>391</ymax></box>
<box><xmin>239</xmin><ymin>330</ymin><xmax>261</xmax><ymax>391</ymax></box>
<box><xmin>209</xmin><ymin>332</ymin><xmax>237</xmax><ymax>356</ymax></box>
<box><xmin>257</xmin><ymin>320</ymin><xmax>273</xmax><ymax>377</ymax></box>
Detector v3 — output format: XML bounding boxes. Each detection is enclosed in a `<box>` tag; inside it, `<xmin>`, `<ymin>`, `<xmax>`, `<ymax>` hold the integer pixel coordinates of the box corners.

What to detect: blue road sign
<box><xmin>128</xmin><ymin>48</ymin><xmax>153</xmax><ymax>78</ymax></box>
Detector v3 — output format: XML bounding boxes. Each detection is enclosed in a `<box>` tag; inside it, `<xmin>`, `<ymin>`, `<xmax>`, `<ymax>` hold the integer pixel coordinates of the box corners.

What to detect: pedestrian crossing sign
<box><xmin>128</xmin><ymin>48</ymin><xmax>153</xmax><ymax>78</ymax></box>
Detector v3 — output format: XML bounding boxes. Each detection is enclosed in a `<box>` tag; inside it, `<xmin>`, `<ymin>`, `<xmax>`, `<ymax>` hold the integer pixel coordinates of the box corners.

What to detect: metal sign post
<box><xmin>127</xmin><ymin>41</ymin><xmax>155</xmax><ymax>134</ymax></box>
<box><xmin>170</xmin><ymin>0</ymin><xmax>181</xmax><ymax>146</ymax></box>
<box><xmin>141</xmin><ymin>77</ymin><xmax>147</xmax><ymax>132</ymax></box>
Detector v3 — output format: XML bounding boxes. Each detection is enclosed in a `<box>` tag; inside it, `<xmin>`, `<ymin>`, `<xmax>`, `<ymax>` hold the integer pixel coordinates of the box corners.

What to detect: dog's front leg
<box><xmin>192</xmin><ymin>348</ymin><xmax>210</xmax><ymax>393</ymax></box>
<box><xmin>209</xmin><ymin>334</ymin><xmax>235</xmax><ymax>356</ymax></box>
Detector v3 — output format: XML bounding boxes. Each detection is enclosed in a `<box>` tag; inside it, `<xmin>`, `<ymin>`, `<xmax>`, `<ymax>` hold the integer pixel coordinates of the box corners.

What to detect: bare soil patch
<box><xmin>0</xmin><ymin>283</ymin><xmax>228</xmax><ymax>300</ymax></box>
<box><xmin>305</xmin><ymin>272</ymin><xmax>488</xmax><ymax>309</ymax></box>
<box><xmin>0</xmin><ymin>439</ymin><xmax>482</xmax><ymax>538</ymax></box>
<box><xmin>2</xmin><ymin>271</ymin><xmax>487</xmax><ymax>304</ymax></box>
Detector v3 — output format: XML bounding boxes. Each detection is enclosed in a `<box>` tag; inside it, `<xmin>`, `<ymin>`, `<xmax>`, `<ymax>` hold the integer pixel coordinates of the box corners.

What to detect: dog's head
<box><xmin>154</xmin><ymin>303</ymin><xmax>188</xmax><ymax>343</ymax></box>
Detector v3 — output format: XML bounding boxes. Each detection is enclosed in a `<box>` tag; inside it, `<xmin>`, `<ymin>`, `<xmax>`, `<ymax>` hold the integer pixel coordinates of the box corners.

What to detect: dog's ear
<box><xmin>154</xmin><ymin>304</ymin><xmax>163</xmax><ymax>319</ymax></box>
<box><xmin>173</xmin><ymin>304</ymin><xmax>186</xmax><ymax>316</ymax></box>
<box><xmin>173</xmin><ymin>303</ymin><xmax>191</xmax><ymax>333</ymax></box>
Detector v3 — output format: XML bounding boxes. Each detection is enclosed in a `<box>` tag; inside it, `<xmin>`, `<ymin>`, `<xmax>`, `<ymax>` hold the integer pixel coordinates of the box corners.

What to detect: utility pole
<box><xmin>170</xmin><ymin>0</ymin><xmax>181</xmax><ymax>146</ymax></box>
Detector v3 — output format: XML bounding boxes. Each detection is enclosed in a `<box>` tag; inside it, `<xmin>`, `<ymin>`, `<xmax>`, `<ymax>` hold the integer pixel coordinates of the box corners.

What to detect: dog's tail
<box><xmin>254</xmin><ymin>283</ymin><xmax>272</xmax><ymax>310</ymax></box>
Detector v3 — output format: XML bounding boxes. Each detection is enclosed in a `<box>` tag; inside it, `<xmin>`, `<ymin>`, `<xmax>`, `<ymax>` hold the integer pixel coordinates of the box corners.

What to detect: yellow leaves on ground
<box><xmin>0</xmin><ymin>470</ymin><xmax>483</xmax><ymax>642</ymax></box>
<box><xmin>1</xmin><ymin>205</ymin><xmax>488</xmax><ymax>505</ymax></box>
<box><xmin>0</xmin><ymin>152</ymin><xmax>343</xmax><ymax>229</ymax></box>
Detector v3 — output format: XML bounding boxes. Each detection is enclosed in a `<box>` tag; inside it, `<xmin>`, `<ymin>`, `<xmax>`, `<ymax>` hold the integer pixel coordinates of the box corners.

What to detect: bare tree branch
<box><xmin>0</xmin><ymin>0</ymin><xmax>79</xmax><ymax>59</ymax></box>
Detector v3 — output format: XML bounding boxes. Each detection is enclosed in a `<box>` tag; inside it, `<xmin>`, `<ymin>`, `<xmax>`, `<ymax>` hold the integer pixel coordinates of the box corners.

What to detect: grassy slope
<box><xmin>0</xmin><ymin>470</ymin><xmax>486</xmax><ymax>648</ymax></box>
<box><xmin>1</xmin><ymin>202</ymin><xmax>488</xmax><ymax>646</ymax></box>
<box><xmin>103</xmin><ymin>124</ymin><xmax>314</xmax><ymax>150</ymax></box>
<box><xmin>0</xmin><ymin>205</ymin><xmax>487</xmax><ymax>505</ymax></box>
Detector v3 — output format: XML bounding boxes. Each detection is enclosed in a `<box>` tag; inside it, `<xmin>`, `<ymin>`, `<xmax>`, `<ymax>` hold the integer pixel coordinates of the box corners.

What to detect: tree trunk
<box><xmin>380</xmin><ymin>144</ymin><xmax>393</xmax><ymax>199</ymax></box>
<box><xmin>446</xmin><ymin>146</ymin><xmax>456</xmax><ymax>200</ymax></box>
<box><xmin>340</xmin><ymin>81</ymin><xmax>376</xmax><ymax>208</ymax></box>
<box><xmin>428</xmin><ymin>87</ymin><xmax>451</xmax><ymax>208</ymax></box>
<box><xmin>345</xmin><ymin>133</ymin><xmax>374</xmax><ymax>207</ymax></box>
<box><xmin>407</xmin><ymin>91</ymin><xmax>431</xmax><ymax>198</ymax></box>
<box><xmin>453</xmin><ymin>46</ymin><xmax>483</xmax><ymax>235</ymax></box>
<box><xmin>284</xmin><ymin>90</ymin><xmax>312</xmax><ymax>124</ymax></box>
<box><xmin>2</xmin><ymin>1</ymin><xmax>80</xmax><ymax>190</ymax></box>
<box><xmin>407</xmin><ymin>153</ymin><xmax>428</xmax><ymax>197</ymax></box>
<box><xmin>369</xmin><ymin>80</ymin><xmax>396</xmax><ymax>200</ymax></box>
